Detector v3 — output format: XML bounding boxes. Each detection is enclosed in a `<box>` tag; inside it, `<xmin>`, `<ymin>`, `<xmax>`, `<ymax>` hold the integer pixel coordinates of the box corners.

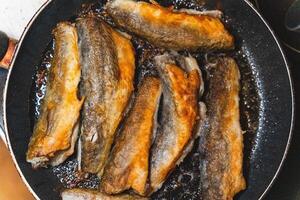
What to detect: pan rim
<box><xmin>2</xmin><ymin>0</ymin><xmax>53</xmax><ymax>199</ymax></box>
<box><xmin>2</xmin><ymin>0</ymin><xmax>295</xmax><ymax>200</ymax></box>
<box><xmin>242</xmin><ymin>0</ymin><xmax>295</xmax><ymax>199</ymax></box>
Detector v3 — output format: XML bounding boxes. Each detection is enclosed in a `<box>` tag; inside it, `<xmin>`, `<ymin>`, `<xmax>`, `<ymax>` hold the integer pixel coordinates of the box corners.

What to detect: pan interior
<box><xmin>30</xmin><ymin>1</ymin><xmax>260</xmax><ymax>199</ymax></box>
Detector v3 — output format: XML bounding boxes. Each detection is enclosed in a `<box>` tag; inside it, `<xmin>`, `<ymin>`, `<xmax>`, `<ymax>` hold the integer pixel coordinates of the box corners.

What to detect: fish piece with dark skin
<box><xmin>105</xmin><ymin>0</ymin><xmax>234</xmax><ymax>51</ymax></box>
<box><xmin>200</xmin><ymin>57</ymin><xmax>246</xmax><ymax>200</ymax></box>
<box><xmin>26</xmin><ymin>22</ymin><xmax>84</xmax><ymax>168</ymax></box>
<box><xmin>150</xmin><ymin>53</ymin><xmax>203</xmax><ymax>193</ymax></box>
<box><xmin>101</xmin><ymin>77</ymin><xmax>162</xmax><ymax>196</ymax></box>
<box><xmin>76</xmin><ymin>15</ymin><xmax>135</xmax><ymax>175</ymax></box>
<box><xmin>61</xmin><ymin>188</ymin><xmax>148</xmax><ymax>200</ymax></box>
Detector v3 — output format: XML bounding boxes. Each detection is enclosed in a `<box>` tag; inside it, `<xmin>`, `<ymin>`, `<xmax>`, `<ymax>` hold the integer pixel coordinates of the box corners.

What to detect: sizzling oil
<box><xmin>30</xmin><ymin>1</ymin><xmax>260</xmax><ymax>199</ymax></box>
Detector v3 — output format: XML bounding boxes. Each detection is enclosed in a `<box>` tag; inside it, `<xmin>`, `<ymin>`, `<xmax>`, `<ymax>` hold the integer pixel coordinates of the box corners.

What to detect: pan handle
<box><xmin>0</xmin><ymin>128</ymin><xmax>7</xmax><ymax>146</ymax></box>
<box><xmin>0</xmin><ymin>31</ymin><xmax>17</xmax><ymax>69</ymax></box>
<box><xmin>0</xmin><ymin>31</ymin><xmax>17</xmax><ymax>146</ymax></box>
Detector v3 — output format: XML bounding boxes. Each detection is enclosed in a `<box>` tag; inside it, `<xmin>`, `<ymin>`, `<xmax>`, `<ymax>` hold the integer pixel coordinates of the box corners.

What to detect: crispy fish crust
<box><xmin>76</xmin><ymin>15</ymin><xmax>135</xmax><ymax>175</ymax></box>
<box><xmin>101</xmin><ymin>77</ymin><xmax>162</xmax><ymax>196</ymax></box>
<box><xmin>26</xmin><ymin>22</ymin><xmax>83</xmax><ymax>168</ymax></box>
<box><xmin>200</xmin><ymin>57</ymin><xmax>246</xmax><ymax>200</ymax></box>
<box><xmin>106</xmin><ymin>0</ymin><xmax>234</xmax><ymax>51</ymax></box>
<box><xmin>62</xmin><ymin>188</ymin><xmax>148</xmax><ymax>200</ymax></box>
<box><xmin>150</xmin><ymin>54</ymin><xmax>202</xmax><ymax>192</ymax></box>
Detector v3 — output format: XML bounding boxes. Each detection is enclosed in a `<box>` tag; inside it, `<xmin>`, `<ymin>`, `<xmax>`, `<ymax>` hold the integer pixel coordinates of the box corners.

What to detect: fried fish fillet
<box><xmin>101</xmin><ymin>77</ymin><xmax>162</xmax><ymax>196</ymax></box>
<box><xmin>76</xmin><ymin>15</ymin><xmax>135</xmax><ymax>175</ymax></box>
<box><xmin>26</xmin><ymin>22</ymin><xmax>83</xmax><ymax>168</ymax></box>
<box><xmin>200</xmin><ymin>57</ymin><xmax>246</xmax><ymax>200</ymax></box>
<box><xmin>106</xmin><ymin>0</ymin><xmax>234</xmax><ymax>51</ymax></box>
<box><xmin>62</xmin><ymin>188</ymin><xmax>148</xmax><ymax>200</ymax></box>
<box><xmin>150</xmin><ymin>54</ymin><xmax>203</xmax><ymax>192</ymax></box>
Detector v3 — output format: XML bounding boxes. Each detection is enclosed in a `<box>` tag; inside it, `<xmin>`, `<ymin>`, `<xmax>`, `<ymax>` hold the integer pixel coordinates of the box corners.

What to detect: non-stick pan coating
<box><xmin>4</xmin><ymin>0</ymin><xmax>293</xmax><ymax>200</ymax></box>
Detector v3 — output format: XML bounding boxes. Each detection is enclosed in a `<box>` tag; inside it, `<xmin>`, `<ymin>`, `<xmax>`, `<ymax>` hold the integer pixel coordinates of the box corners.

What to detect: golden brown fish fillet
<box><xmin>150</xmin><ymin>54</ymin><xmax>203</xmax><ymax>192</ymax></box>
<box><xmin>101</xmin><ymin>77</ymin><xmax>162</xmax><ymax>196</ymax></box>
<box><xmin>76</xmin><ymin>15</ymin><xmax>135</xmax><ymax>175</ymax></box>
<box><xmin>62</xmin><ymin>188</ymin><xmax>148</xmax><ymax>200</ymax></box>
<box><xmin>106</xmin><ymin>0</ymin><xmax>234</xmax><ymax>51</ymax></box>
<box><xmin>200</xmin><ymin>57</ymin><xmax>246</xmax><ymax>200</ymax></box>
<box><xmin>26</xmin><ymin>22</ymin><xmax>84</xmax><ymax>168</ymax></box>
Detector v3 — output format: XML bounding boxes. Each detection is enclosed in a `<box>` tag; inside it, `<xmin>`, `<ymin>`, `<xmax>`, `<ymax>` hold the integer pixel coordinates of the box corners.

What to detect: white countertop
<box><xmin>0</xmin><ymin>0</ymin><xmax>47</xmax><ymax>39</ymax></box>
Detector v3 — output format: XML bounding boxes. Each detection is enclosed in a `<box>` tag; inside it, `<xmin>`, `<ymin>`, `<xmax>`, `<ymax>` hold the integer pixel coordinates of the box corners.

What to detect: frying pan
<box><xmin>0</xmin><ymin>0</ymin><xmax>294</xmax><ymax>199</ymax></box>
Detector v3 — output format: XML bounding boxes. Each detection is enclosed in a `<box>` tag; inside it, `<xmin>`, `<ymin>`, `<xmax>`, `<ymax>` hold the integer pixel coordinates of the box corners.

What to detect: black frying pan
<box><xmin>0</xmin><ymin>0</ymin><xmax>294</xmax><ymax>199</ymax></box>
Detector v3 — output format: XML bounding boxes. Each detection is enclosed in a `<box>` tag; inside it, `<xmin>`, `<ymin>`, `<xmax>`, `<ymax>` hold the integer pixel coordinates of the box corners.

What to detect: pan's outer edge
<box><xmin>242</xmin><ymin>0</ymin><xmax>295</xmax><ymax>199</ymax></box>
<box><xmin>2</xmin><ymin>0</ymin><xmax>295</xmax><ymax>200</ymax></box>
<box><xmin>2</xmin><ymin>0</ymin><xmax>53</xmax><ymax>199</ymax></box>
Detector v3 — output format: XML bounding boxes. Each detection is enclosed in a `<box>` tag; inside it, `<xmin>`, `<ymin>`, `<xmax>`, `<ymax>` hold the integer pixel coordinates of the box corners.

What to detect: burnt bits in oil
<box><xmin>52</xmin><ymin>160</ymin><xmax>100</xmax><ymax>190</ymax></box>
<box><xmin>30</xmin><ymin>41</ymin><xmax>54</xmax><ymax>129</ymax></box>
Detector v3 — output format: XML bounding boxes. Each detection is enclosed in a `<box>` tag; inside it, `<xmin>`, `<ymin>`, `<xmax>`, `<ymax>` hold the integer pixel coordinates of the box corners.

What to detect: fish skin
<box><xmin>101</xmin><ymin>77</ymin><xmax>162</xmax><ymax>196</ymax></box>
<box><xmin>26</xmin><ymin>22</ymin><xmax>83</xmax><ymax>168</ymax></box>
<box><xmin>105</xmin><ymin>0</ymin><xmax>234</xmax><ymax>51</ymax></box>
<box><xmin>61</xmin><ymin>188</ymin><xmax>148</xmax><ymax>200</ymax></box>
<box><xmin>200</xmin><ymin>57</ymin><xmax>246</xmax><ymax>200</ymax></box>
<box><xmin>76</xmin><ymin>15</ymin><xmax>135</xmax><ymax>175</ymax></box>
<box><xmin>150</xmin><ymin>53</ymin><xmax>202</xmax><ymax>193</ymax></box>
